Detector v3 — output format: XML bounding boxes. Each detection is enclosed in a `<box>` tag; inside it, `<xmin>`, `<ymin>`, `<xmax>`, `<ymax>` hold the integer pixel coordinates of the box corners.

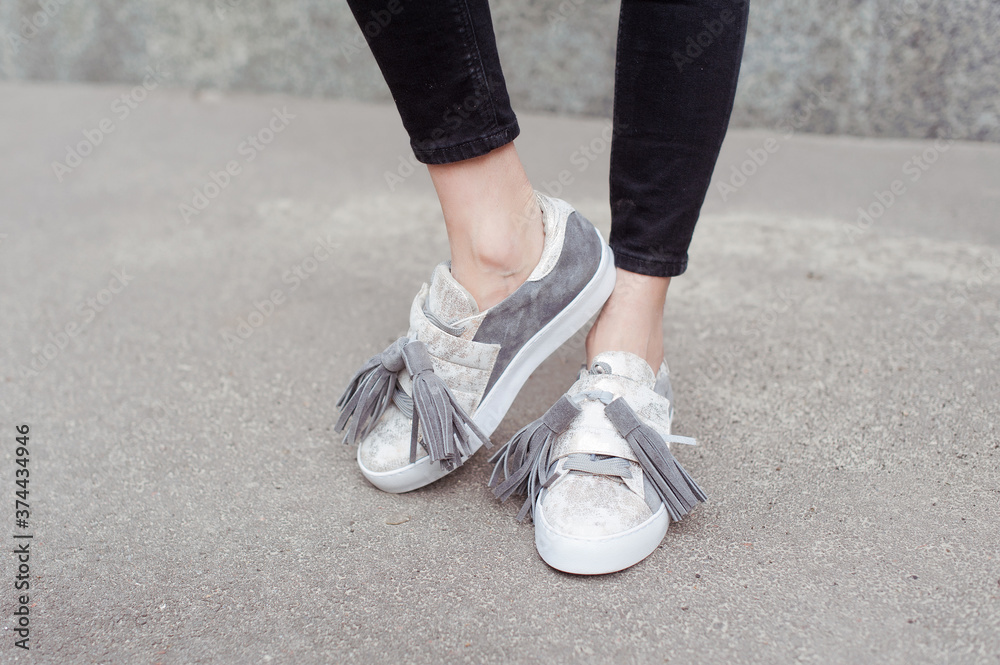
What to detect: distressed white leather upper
<box><xmin>528</xmin><ymin>192</ymin><xmax>570</xmax><ymax>282</ymax></box>
<box><xmin>404</xmin><ymin>283</ymin><xmax>500</xmax><ymax>416</ymax></box>
<box><xmin>359</xmin><ymin>283</ymin><xmax>500</xmax><ymax>472</ymax></box>
<box><xmin>539</xmin><ymin>351</ymin><xmax>677</xmax><ymax>538</ymax></box>
<box><xmin>358</xmin><ymin>192</ymin><xmax>573</xmax><ymax>474</ymax></box>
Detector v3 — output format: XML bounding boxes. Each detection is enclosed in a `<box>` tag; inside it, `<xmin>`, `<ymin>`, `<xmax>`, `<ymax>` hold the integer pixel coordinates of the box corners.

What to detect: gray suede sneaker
<box><xmin>489</xmin><ymin>351</ymin><xmax>706</xmax><ymax>574</ymax></box>
<box><xmin>336</xmin><ymin>192</ymin><xmax>616</xmax><ymax>493</ymax></box>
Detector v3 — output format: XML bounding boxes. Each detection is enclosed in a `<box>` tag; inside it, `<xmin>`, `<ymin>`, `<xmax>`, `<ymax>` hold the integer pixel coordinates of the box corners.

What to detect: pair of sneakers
<box><xmin>336</xmin><ymin>192</ymin><xmax>706</xmax><ymax>575</ymax></box>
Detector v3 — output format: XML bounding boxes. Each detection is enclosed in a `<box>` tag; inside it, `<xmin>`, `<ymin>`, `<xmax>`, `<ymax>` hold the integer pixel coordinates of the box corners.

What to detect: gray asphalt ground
<box><xmin>1</xmin><ymin>81</ymin><xmax>999</xmax><ymax>664</ymax></box>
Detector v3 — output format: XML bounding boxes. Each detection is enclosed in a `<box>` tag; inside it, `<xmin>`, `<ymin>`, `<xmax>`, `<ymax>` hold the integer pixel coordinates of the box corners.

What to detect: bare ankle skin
<box><xmin>427</xmin><ymin>142</ymin><xmax>544</xmax><ymax>311</ymax></box>
<box><xmin>585</xmin><ymin>269</ymin><xmax>670</xmax><ymax>370</ymax></box>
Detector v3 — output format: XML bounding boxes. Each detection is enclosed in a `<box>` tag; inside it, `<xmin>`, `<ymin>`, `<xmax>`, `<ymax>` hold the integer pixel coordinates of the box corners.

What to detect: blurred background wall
<box><xmin>2</xmin><ymin>0</ymin><xmax>997</xmax><ymax>142</ymax></box>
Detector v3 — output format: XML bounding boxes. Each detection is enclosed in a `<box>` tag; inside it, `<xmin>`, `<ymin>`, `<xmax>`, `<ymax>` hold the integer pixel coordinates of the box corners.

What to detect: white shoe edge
<box><xmin>357</xmin><ymin>230</ymin><xmax>616</xmax><ymax>494</ymax></box>
<box><xmin>534</xmin><ymin>500</ymin><xmax>670</xmax><ymax>575</ymax></box>
<box><xmin>474</xmin><ymin>235</ymin><xmax>616</xmax><ymax>435</ymax></box>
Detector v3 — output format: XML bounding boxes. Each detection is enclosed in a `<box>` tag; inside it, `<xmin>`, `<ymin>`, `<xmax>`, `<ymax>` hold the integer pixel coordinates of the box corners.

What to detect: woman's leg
<box><xmin>588</xmin><ymin>0</ymin><xmax>750</xmax><ymax>368</ymax></box>
<box><xmin>518</xmin><ymin>2</ymin><xmax>749</xmax><ymax>576</ymax></box>
<box><xmin>345</xmin><ymin>0</ymin><xmax>542</xmax><ymax>310</ymax></box>
<box><xmin>427</xmin><ymin>144</ymin><xmax>542</xmax><ymax>311</ymax></box>
<box><xmin>587</xmin><ymin>270</ymin><xmax>671</xmax><ymax>369</ymax></box>
<box><xmin>341</xmin><ymin>0</ymin><xmax>618</xmax><ymax>495</ymax></box>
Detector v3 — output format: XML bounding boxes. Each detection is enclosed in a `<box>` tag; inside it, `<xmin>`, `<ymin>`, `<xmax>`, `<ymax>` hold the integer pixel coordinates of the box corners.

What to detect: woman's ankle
<box><xmin>585</xmin><ymin>269</ymin><xmax>670</xmax><ymax>370</ymax></box>
<box><xmin>428</xmin><ymin>143</ymin><xmax>544</xmax><ymax>310</ymax></box>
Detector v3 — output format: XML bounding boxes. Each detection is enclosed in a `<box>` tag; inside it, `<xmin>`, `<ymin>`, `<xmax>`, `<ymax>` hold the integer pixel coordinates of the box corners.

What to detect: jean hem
<box><xmin>412</xmin><ymin>122</ymin><xmax>520</xmax><ymax>165</ymax></box>
<box><xmin>612</xmin><ymin>248</ymin><xmax>688</xmax><ymax>278</ymax></box>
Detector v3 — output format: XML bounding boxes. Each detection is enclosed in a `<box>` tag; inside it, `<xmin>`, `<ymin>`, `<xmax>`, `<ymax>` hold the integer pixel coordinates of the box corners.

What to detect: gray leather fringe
<box><xmin>335</xmin><ymin>337</ymin><xmax>490</xmax><ymax>471</ymax></box>
<box><xmin>489</xmin><ymin>393</ymin><xmax>707</xmax><ymax>523</ymax></box>
<box><xmin>335</xmin><ymin>337</ymin><xmax>408</xmax><ymax>446</ymax></box>
<box><xmin>401</xmin><ymin>341</ymin><xmax>490</xmax><ymax>471</ymax></box>
<box><xmin>604</xmin><ymin>398</ymin><xmax>707</xmax><ymax>521</ymax></box>
<box><xmin>488</xmin><ymin>395</ymin><xmax>581</xmax><ymax>522</ymax></box>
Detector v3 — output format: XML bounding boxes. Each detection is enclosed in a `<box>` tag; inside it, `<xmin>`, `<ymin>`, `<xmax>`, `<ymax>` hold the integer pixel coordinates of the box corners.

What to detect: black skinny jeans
<box><xmin>345</xmin><ymin>0</ymin><xmax>748</xmax><ymax>277</ymax></box>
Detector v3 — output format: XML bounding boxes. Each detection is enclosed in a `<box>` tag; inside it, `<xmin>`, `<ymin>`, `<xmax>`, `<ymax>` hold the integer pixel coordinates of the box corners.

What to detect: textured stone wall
<box><xmin>2</xmin><ymin>0</ymin><xmax>997</xmax><ymax>141</ymax></box>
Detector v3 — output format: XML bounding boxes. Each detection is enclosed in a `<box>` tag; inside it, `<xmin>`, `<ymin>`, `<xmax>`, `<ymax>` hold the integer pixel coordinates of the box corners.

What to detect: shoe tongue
<box><xmin>426</xmin><ymin>263</ymin><xmax>480</xmax><ymax>325</ymax></box>
<box><xmin>590</xmin><ymin>351</ymin><xmax>656</xmax><ymax>389</ymax></box>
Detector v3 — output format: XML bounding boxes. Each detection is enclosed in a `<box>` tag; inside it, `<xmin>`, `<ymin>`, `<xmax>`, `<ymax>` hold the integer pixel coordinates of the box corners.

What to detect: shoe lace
<box><xmin>335</xmin><ymin>337</ymin><xmax>489</xmax><ymax>469</ymax></box>
<box><xmin>422</xmin><ymin>302</ymin><xmax>467</xmax><ymax>336</ymax></box>
<box><xmin>489</xmin><ymin>380</ymin><xmax>706</xmax><ymax>522</ymax></box>
<box><xmin>554</xmin><ymin>387</ymin><xmax>692</xmax><ymax>478</ymax></box>
<box><xmin>561</xmin><ymin>453</ymin><xmax>632</xmax><ymax>479</ymax></box>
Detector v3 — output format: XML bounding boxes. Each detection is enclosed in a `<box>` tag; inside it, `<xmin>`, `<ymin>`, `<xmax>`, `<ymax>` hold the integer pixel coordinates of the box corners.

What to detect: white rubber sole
<box><xmin>358</xmin><ymin>230</ymin><xmax>616</xmax><ymax>494</ymax></box>
<box><xmin>534</xmin><ymin>500</ymin><xmax>670</xmax><ymax>575</ymax></box>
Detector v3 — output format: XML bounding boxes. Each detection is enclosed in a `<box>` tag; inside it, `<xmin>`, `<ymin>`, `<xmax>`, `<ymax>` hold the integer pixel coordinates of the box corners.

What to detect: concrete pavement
<box><xmin>1</xmin><ymin>81</ymin><xmax>998</xmax><ymax>664</ymax></box>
